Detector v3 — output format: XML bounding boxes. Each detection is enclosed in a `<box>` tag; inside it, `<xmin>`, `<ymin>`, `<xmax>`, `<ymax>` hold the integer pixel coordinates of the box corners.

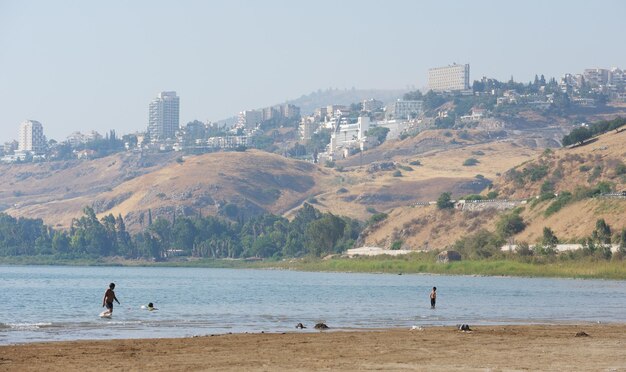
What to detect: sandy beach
<box><xmin>2</xmin><ymin>324</ymin><xmax>625</xmax><ymax>371</ymax></box>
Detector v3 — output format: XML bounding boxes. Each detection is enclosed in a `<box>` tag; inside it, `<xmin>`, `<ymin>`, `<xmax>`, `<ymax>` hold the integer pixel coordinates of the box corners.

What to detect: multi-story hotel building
<box><xmin>148</xmin><ymin>91</ymin><xmax>180</xmax><ymax>141</ymax></box>
<box><xmin>428</xmin><ymin>63</ymin><xmax>470</xmax><ymax>92</ymax></box>
<box><xmin>18</xmin><ymin>120</ymin><xmax>46</xmax><ymax>153</ymax></box>
<box><xmin>385</xmin><ymin>100</ymin><xmax>424</xmax><ymax>120</ymax></box>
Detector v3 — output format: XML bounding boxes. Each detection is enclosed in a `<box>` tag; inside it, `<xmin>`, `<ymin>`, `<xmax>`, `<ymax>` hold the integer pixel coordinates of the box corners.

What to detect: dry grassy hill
<box><xmin>299</xmin><ymin>130</ymin><xmax>544</xmax><ymax>222</ymax></box>
<box><xmin>359</xmin><ymin>129</ymin><xmax>626</xmax><ymax>250</ymax></box>
<box><xmin>102</xmin><ymin>150</ymin><xmax>331</xmax><ymax>230</ymax></box>
<box><xmin>0</xmin><ymin>152</ymin><xmax>177</xmax><ymax>228</ymax></box>
<box><xmin>494</xmin><ymin>128</ymin><xmax>626</xmax><ymax>243</ymax></box>
<box><xmin>495</xmin><ymin>129</ymin><xmax>626</xmax><ymax>199</ymax></box>
<box><xmin>3</xmin><ymin>150</ymin><xmax>334</xmax><ymax>231</ymax></box>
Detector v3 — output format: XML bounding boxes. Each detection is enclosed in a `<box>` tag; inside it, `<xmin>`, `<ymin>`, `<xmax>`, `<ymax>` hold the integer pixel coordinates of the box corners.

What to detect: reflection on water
<box><xmin>1</xmin><ymin>265</ymin><xmax>625</xmax><ymax>344</ymax></box>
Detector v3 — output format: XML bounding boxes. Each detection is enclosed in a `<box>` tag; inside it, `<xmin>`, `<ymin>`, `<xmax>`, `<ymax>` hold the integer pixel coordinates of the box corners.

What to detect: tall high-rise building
<box><xmin>18</xmin><ymin>120</ymin><xmax>46</xmax><ymax>153</ymax></box>
<box><xmin>428</xmin><ymin>63</ymin><xmax>470</xmax><ymax>92</ymax></box>
<box><xmin>148</xmin><ymin>91</ymin><xmax>180</xmax><ymax>141</ymax></box>
<box><xmin>238</xmin><ymin>110</ymin><xmax>263</xmax><ymax>129</ymax></box>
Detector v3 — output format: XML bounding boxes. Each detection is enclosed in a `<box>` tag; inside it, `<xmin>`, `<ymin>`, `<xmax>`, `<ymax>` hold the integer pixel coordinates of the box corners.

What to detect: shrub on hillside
<box><xmin>587</xmin><ymin>166</ymin><xmax>602</xmax><ymax>182</ymax></box>
<box><xmin>451</xmin><ymin>229</ymin><xmax>504</xmax><ymax>259</ymax></box>
<box><xmin>544</xmin><ymin>192</ymin><xmax>572</xmax><ymax>217</ymax></box>
<box><xmin>496</xmin><ymin>210</ymin><xmax>526</xmax><ymax>238</ymax></box>
<box><xmin>436</xmin><ymin>192</ymin><xmax>454</xmax><ymax>209</ymax></box>
<box><xmin>515</xmin><ymin>241</ymin><xmax>533</xmax><ymax>256</ymax></box>
<box><xmin>390</xmin><ymin>240</ymin><xmax>403</xmax><ymax>250</ymax></box>
<box><xmin>368</xmin><ymin>213</ymin><xmax>388</xmax><ymax>224</ymax></box>
<box><xmin>486</xmin><ymin>191</ymin><xmax>498</xmax><ymax>199</ymax></box>
<box><xmin>540</xmin><ymin>181</ymin><xmax>555</xmax><ymax>194</ymax></box>
<box><xmin>463</xmin><ymin>158</ymin><xmax>479</xmax><ymax>166</ymax></box>
<box><xmin>525</xmin><ymin>164</ymin><xmax>549</xmax><ymax>182</ymax></box>
<box><xmin>541</xmin><ymin>227</ymin><xmax>559</xmax><ymax>248</ymax></box>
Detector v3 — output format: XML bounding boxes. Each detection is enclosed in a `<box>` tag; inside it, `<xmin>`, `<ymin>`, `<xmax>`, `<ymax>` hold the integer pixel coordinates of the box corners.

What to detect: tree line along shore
<box><xmin>1</xmin><ymin>195</ymin><xmax>625</xmax><ymax>280</ymax></box>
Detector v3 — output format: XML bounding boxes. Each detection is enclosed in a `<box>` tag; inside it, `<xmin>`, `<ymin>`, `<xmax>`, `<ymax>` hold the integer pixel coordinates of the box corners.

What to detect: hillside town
<box><xmin>2</xmin><ymin>63</ymin><xmax>626</xmax><ymax>164</ymax></box>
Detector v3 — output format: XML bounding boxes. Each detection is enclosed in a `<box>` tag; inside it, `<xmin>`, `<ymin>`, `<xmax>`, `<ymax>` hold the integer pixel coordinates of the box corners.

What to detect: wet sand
<box><xmin>2</xmin><ymin>324</ymin><xmax>625</xmax><ymax>371</ymax></box>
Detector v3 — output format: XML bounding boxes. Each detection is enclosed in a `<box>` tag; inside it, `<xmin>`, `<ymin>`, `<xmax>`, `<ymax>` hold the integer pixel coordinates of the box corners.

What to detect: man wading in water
<box><xmin>102</xmin><ymin>283</ymin><xmax>120</xmax><ymax>315</ymax></box>
<box><xmin>430</xmin><ymin>287</ymin><xmax>437</xmax><ymax>309</ymax></box>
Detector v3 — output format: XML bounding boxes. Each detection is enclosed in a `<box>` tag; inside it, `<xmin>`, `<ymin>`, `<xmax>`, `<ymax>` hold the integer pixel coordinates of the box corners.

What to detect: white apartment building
<box><xmin>206</xmin><ymin>135</ymin><xmax>248</xmax><ymax>149</ymax></box>
<box><xmin>238</xmin><ymin>110</ymin><xmax>263</xmax><ymax>129</ymax></box>
<box><xmin>261</xmin><ymin>104</ymin><xmax>300</xmax><ymax>121</ymax></box>
<box><xmin>584</xmin><ymin>68</ymin><xmax>610</xmax><ymax>86</ymax></box>
<box><xmin>299</xmin><ymin>116</ymin><xmax>319</xmax><ymax>142</ymax></box>
<box><xmin>148</xmin><ymin>91</ymin><xmax>180</xmax><ymax>141</ymax></box>
<box><xmin>327</xmin><ymin>105</ymin><xmax>350</xmax><ymax>118</ymax></box>
<box><xmin>362</xmin><ymin>98</ymin><xmax>384</xmax><ymax>112</ymax></box>
<box><xmin>385</xmin><ymin>100</ymin><xmax>423</xmax><ymax>120</ymax></box>
<box><xmin>428</xmin><ymin>63</ymin><xmax>470</xmax><ymax>91</ymax></box>
<box><xmin>329</xmin><ymin>116</ymin><xmax>370</xmax><ymax>158</ymax></box>
<box><xmin>66</xmin><ymin>130</ymin><xmax>102</xmax><ymax>147</ymax></box>
<box><xmin>314</xmin><ymin>107</ymin><xmax>328</xmax><ymax>119</ymax></box>
<box><xmin>18</xmin><ymin>120</ymin><xmax>46</xmax><ymax>154</ymax></box>
<box><xmin>280</xmin><ymin>104</ymin><xmax>300</xmax><ymax>119</ymax></box>
<box><xmin>262</xmin><ymin>107</ymin><xmax>279</xmax><ymax>121</ymax></box>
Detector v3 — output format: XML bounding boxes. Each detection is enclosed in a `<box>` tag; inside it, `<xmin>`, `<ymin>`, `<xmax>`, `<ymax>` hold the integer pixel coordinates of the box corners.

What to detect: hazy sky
<box><xmin>1</xmin><ymin>0</ymin><xmax>624</xmax><ymax>143</ymax></box>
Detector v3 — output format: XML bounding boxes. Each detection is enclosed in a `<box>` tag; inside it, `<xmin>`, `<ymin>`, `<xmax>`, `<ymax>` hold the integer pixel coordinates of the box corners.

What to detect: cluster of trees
<box><xmin>0</xmin><ymin>213</ymin><xmax>51</xmax><ymax>255</ymax></box>
<box><xmin>0</xmin><ymin>204</ymin><xmax>362</xmax><ymax>260</ymax></box>
<box><xmin>451</xmin><ymin>209</ymin><xmax>626</xmax><ymax>261</ymax></box>
<box><xmin>433</xmin><ymin>182</ymin><xmax>622</xmax><ymax>260</ymax></box>
<box><xmin>562</xmin><ymin>117</ymin><xmax>626</xmax><ymax>146</ymax></box>
<box><xmin>366</xmin><ymin>127</ymin><xmax>390</xmax><ymax>144</ymax></box>
<box><xmin>528</xmin><ymin>219</ymin><xmax>626</xmax><ymax>260</ymax></box>
<box><xmin>472</xmin><ymin>74</ymin><xmax>561</xmax><ymax>96</ymax></box>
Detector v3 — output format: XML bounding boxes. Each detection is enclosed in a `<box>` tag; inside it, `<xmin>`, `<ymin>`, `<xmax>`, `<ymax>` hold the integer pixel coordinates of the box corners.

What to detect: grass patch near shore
<box><xmin>2</xmin><ymin>255</ymin><xmax>625</xmax><ymax>279</ymax></box>
<box><xmin>270</xmin><ymin>256</ymin><xmax>626</xmax><ymax>279</ymax></box>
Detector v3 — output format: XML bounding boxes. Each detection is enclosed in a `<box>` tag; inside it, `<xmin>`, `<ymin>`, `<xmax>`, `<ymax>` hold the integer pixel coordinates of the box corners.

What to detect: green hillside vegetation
<box><xmin>562</xmin><ymin>117</ymin><xmax>626</xmax><ymax>146</ymax></box>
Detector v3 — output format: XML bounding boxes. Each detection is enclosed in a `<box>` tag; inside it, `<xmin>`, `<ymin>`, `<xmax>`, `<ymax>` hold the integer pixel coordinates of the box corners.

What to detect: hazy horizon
<box><xmin>1</xmin><ymin>0</ymin><xmax>624</xmax><ymax>143</ymax></box>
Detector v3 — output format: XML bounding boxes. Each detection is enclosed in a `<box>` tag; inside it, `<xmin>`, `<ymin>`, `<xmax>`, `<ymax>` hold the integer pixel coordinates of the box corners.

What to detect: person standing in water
<box><xmin>430</xmin><ymin>287</ymin><xmax>437</xmax><ymax>309</ymax></box>
<box><xmin>102</xmin><ymin>283</ymin><xmax>120</xmax><ymax>315</ymax></box>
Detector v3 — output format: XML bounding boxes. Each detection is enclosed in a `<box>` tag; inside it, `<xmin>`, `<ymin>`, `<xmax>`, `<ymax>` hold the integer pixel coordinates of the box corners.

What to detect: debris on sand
<box><xmin>575</xmin><ymin>331</ymin><xmax>590</xmax><ymax>337</ymax></box>
<box><xmin>458</xmin><ymin>324</ymin><xmax>472</xmax><ymax>332</ymax></box>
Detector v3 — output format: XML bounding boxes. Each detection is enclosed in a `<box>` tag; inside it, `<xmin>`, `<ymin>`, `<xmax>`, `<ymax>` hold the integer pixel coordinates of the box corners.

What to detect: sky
<box><xmin>0</xmin><ymin>0</ymin><xmax>624</xmax><ymax>143</ymax></box>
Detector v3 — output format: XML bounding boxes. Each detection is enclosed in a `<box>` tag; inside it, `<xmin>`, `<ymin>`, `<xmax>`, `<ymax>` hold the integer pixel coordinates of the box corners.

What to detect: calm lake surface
<box><xmin>1</xmin><ymin>265</ymin><xmax>625</xmax><ymax>344</ymax></box>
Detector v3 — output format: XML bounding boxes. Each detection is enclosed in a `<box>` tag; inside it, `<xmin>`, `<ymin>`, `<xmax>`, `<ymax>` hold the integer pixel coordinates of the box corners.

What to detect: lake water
<box><xmin>1</xmin><ymin>265</ymin><xmax>625</xmax><ymax>345</ymax></box>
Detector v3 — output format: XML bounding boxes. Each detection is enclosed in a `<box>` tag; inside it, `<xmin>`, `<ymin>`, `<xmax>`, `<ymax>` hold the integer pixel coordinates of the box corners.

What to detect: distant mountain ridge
<box><xmin>286</xmin><ymin>88</ymin><xmax>408</xmax><ymax>115</ymax></box>
<box><xmin>214</xmin><ymin>88</ymin><xmax>407</xmax><ymax>127</ymax></box>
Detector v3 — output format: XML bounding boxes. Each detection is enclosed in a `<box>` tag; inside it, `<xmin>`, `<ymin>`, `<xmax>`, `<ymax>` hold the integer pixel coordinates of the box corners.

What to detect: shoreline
<box><xmin>2</xmin><ymin>324</ymin><xmax>625</xmax><ymax>371</ymax></box>
<box><xmin>2</xmin><ymin>256</ymin><xmax>626</xmax><ymax>280</ymax></box>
